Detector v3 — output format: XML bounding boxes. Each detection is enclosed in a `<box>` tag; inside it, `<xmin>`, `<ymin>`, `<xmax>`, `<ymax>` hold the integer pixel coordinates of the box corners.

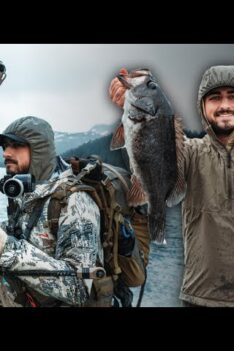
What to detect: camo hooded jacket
<box><xmin>0</xmin><ymin>117</ymin><xmax>102</xmax><ymax>307</ymax></box>
<box><xmin>180</xmin><ymin>66</ymin><xmax>234</xmax><ymax>307</ymax></box>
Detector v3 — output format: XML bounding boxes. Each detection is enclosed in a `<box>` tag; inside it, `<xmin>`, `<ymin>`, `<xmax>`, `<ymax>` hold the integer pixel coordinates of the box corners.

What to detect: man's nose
<box><xmin>3</xmin><ymin>146</ymin><xmax>13</xmax><ymax>159</ymax></box>
<box><xmin>219</xmin><ymin>98</ymin><xmax>232</xmax><ymax>110</ymax></box>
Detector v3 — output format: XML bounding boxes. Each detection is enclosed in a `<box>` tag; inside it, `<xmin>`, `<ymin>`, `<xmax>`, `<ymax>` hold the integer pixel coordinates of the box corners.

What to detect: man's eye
<box><xmin>209</xmin><ymin>95</ymin><xmax>220</xmax><ymax>100</ymax></box>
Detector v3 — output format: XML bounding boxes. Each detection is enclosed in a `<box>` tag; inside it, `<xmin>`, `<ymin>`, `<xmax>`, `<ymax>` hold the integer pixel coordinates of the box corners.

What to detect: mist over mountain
<box><xmin>54</xmin><ymin>123</ymin><xmax>116</xmax><ymax>154</ymax></box>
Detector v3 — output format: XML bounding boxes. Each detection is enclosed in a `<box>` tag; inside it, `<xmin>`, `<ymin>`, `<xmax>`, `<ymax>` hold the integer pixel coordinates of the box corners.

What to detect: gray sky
<box><xmin>0</xmin><ymin>44</ymin><xmax>234</xmax><ymax>133</ymax></box>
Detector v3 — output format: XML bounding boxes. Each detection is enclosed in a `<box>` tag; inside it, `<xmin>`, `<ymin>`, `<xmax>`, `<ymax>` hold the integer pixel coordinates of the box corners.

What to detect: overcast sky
<box><xmin>0</xmin><ymin>44</ymin><xmax>234</xmax><ymax>133</ymax></box>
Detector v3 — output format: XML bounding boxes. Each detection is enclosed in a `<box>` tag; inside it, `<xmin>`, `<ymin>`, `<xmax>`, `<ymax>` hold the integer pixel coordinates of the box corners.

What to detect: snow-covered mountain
<box><xmin>54</xmin><ymin>123</ymin><xmax>116</xmax><ymax>154</ymax></box>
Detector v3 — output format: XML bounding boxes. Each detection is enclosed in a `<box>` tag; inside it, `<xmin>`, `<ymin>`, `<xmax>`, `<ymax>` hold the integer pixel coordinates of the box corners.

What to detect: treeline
<box><xmin>62</xmin><ymin>134</ymin><xmax>130</xmax><ymax>170</ymax></box>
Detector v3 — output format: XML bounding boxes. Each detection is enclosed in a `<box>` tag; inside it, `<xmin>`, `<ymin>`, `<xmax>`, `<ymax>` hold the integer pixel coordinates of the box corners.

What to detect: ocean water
<box><xmin>0</xmin><ymin>167</ymin><xmax>185</xmax><ymax>306</ymax></box>
<box><xmin>132</xmin><ymin>204</ymin><xmax>184</xmax><ymax>307</ymax></box>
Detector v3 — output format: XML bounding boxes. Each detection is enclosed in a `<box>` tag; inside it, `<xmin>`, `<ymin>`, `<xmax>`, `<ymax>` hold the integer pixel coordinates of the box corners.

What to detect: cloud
<box><xmin>0</xmin><ymin>44</ymin><xmax>234</xmax><ymax>133</ymax></box>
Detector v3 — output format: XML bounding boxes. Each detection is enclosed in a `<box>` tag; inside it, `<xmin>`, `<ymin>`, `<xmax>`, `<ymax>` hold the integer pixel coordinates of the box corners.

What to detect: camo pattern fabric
<box><xmin>0</xmin><ymin>168</ymin><xmax>102</xmax><ymax>307</ymax></box>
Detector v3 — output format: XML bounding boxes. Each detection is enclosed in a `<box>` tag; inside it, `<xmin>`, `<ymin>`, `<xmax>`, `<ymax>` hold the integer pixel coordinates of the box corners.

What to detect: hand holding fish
<box><xmin>109</xmin><ymin>68</ymin><xmax>128</xmax><ymax>108</ymax></box>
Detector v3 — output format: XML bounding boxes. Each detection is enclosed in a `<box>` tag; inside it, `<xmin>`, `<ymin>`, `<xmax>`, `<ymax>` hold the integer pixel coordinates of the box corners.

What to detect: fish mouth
<box><xmin>117</xmin><ymin>70</ymin><xmax>151</xmax><ymax>89</ymax></box>
<box><xmin>117</xmin><ymin>74</ymin><xmax>132</xmax><ymax>89</ymax></box>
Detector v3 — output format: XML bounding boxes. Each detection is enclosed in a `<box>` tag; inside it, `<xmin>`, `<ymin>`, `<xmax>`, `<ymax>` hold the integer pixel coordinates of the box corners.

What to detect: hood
<box><xmin>2</xmin><ymin>116</ymin><xmax>57</xmax><ymax>181</ymax></box>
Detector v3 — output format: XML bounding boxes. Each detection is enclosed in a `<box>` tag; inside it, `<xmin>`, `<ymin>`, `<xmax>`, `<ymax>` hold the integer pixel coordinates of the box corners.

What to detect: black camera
<box><xmin>0</xmin><ymin>174</ymin><xmax>35</xmax><ymax>198</ymax></box>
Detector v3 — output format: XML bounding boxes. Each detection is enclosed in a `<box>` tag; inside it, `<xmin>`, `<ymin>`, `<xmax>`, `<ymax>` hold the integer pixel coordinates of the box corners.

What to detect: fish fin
<box><xmin>127</xmin><ymin>175</ymin><xmax>148</xmax><ymax>206</ymax></box>
<box><xmin>166</xmin><ymin>116</ymin><xmax>186</xmax><ymax>207</ymax></box>
<box><xmin>110</xmin><ymin>123</ymin><xmax>125</xmax><ymax>150</ymax></box>
<box><xmin>148</xmin><ymin>213</ymin><xmax>166</xmax><ymax>243</ymax></box>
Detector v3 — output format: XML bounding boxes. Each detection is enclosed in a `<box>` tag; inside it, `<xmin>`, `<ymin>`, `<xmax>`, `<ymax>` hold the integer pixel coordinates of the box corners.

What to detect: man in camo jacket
<box><xmin>0</xmin><ymin>116</ymin><xmax>103</xmax><ymax>307</ymax></box>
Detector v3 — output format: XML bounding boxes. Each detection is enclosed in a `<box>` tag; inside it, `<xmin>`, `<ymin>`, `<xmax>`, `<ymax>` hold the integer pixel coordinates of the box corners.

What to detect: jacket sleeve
<box><xmin>160</xmin><ymin>135</ymin><xmax>194</xmax><ymax>207</ymax></box>
<box><xmin>164</xmin><ymin>135</ymin><xmax>203</xmax><ymax>206</ymax></box>
<box><xmin>182</xmin><ymin>136</ymin><xmax>203</xmax><ymax>181</ymax></box>
<box><xmin>0</xmin><ymin>191</ymin><xmax>101</xmax><ymax>306</ymax></box>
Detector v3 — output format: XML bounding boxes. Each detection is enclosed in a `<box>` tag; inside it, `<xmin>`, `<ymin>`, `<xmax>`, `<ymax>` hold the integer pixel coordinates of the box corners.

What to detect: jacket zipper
<box><xmin>227</xmin><ymin>151</ymin><xmax>231</xmax><ymax>169</ymax></box>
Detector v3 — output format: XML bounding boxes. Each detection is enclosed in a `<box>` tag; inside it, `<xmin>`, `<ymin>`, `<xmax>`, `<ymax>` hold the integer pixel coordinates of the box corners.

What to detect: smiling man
<box><xmin>109</xmin><ymin>65</ymin><xmax>234</xmax><ymax>307</ymax></box>
<box><xmin>203</xmin><ymin>86</ymin><xmax>234</xmax><ymax>141</ymax></box>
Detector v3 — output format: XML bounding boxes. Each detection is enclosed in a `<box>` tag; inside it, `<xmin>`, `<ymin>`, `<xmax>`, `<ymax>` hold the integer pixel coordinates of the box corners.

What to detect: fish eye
<box><xmin>147</xmin><ymin>81</ymin><xmax>157</xmax><ymax>90</ymax></box>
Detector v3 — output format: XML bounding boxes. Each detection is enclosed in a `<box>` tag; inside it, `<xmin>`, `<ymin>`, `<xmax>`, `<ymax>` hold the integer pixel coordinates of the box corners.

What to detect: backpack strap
<box><xmin>22</xmin><ymin>197</ymin><xmax>50</xmax><ymax>240</ymax></box>
<box><xmin>47</xmin><ymin>159</ymin><xmax>104</xmax><ymax>237</ymax></box>
<box><xmin>101</xmin><ymin>175</ymin><xmax>126</xmax><ymax>278</ymax></box>
<box><xmin>47</xmin><ymin>181</ymin><xmax>103</xmax><ymax>237</ymax></box>
<box><xmin>102</xmin><ymin>163</ymin><xmax>130</xmax><ymax>193</ymax></box>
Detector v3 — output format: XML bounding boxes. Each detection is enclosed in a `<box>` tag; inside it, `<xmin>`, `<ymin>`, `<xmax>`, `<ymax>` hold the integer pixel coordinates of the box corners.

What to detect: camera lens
<box><xmin>14</xmin><ymin>174</ymin><xmax>35</xmax><ymax>193</ymax></box>
<box><xmin>0</xmin><ymin>174</ymin><xmax>35</xmax><ymax>198</ymax></box>
<box><xmin>3</xmin><ymin>178</ymin><xmax>24</xmax><ymax>198</ymax></box>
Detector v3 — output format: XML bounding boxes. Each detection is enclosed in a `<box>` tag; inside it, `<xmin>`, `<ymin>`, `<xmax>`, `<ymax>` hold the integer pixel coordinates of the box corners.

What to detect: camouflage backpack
<box><xmin>47</xmin><ymin>156</ymin><xmax>150</xmax><ymax>307</ymax></box>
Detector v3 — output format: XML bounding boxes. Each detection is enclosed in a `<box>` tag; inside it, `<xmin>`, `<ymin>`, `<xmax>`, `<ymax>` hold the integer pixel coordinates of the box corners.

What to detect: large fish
<box><xmin>111</xmin><ymin>69</ymin><xmax>185</xmax><ymax>243</ymax></box>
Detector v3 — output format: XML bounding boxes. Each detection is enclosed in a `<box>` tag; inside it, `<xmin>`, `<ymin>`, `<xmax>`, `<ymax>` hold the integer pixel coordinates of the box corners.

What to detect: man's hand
<box><xmin>109</xmin><ymin>68</ymin><xmax>128</xmax><ymax>108</ymax></box>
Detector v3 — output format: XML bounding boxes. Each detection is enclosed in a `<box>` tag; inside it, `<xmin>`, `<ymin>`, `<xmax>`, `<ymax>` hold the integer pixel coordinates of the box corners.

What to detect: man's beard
<box><xmin>5</xmin><ymin>159</ymin><xmax>29</xmax><ymax>175</ymax></box>
<box><xmin>210</xmin><ymin>121</ymin><xmax>234</xmax><ymax>136</ymax></box>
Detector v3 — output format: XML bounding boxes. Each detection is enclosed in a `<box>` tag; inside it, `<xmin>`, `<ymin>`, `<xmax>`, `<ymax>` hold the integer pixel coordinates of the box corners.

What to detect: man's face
<box><xmin>2</xmin><ymin>141</ymin><xmax>31</xmax><ymax>174</ymax></box>
<box><xmin>204</xmin><ymin>87</ymin><xmax>234</xmax><ymax>135</ymax></box>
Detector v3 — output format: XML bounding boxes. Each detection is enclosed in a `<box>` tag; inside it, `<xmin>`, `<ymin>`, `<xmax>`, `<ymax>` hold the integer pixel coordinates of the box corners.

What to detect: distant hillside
<box><xmin>62</xmin><ymin>133</ymin><xmax>130</xmax><ymax>171</ymax></box>
<box><xmin>54</xmin><ymin>123</ymin><xmax>117</xmax><ymax>154</ymax></box>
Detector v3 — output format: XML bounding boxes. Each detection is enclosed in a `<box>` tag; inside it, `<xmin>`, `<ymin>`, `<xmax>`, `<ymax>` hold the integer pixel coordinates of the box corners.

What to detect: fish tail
<box><xmin>148</xmin><ymin>213</ymin><xmax>165</xmax><ymax>243</ymax></box>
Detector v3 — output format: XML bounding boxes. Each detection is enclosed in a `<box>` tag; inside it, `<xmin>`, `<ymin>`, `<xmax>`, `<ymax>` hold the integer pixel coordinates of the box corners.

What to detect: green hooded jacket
<box><xmin>180</xmin><ymin>66</ymin><xmax>234</xmax><ymax>307</ymax></box>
